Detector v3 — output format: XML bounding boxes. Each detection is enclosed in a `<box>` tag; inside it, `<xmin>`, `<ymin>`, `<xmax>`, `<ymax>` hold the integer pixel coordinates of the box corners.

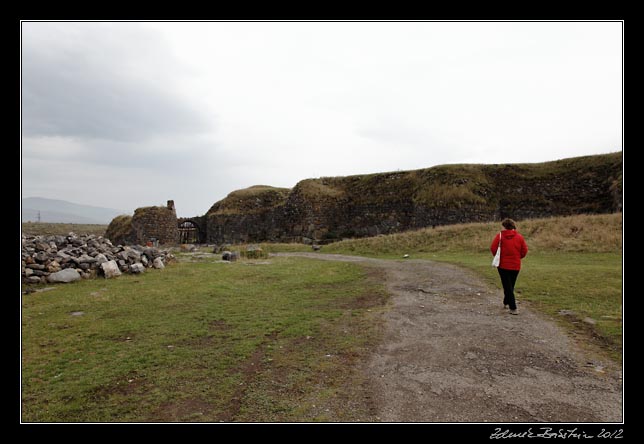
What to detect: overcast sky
<box><xmin>21</xmin><ymin>21</ymin><xmax>622</xmax><ymax>217</ymax></box>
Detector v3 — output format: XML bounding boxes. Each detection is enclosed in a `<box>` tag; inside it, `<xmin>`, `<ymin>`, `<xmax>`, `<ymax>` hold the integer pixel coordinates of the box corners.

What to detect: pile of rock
<box><xmin>21</xmin><ymin>232</ymin><xmax>175</xmax><ymax>284</ymax></box>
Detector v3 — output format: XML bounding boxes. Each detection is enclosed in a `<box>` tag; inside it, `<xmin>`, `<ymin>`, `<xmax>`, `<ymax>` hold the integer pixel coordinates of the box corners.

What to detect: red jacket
<box><xmin>490</xmin><ymin>229</ymin><xmax>528</xmax><ymax>271</ymax></box>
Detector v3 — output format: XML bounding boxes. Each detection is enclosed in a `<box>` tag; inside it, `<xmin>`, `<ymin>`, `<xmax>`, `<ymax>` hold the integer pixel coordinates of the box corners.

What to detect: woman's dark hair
<box><xmin>501</xmin><ymin>218</ymin><xmax>517</xmax><ymax>230</ymax></box>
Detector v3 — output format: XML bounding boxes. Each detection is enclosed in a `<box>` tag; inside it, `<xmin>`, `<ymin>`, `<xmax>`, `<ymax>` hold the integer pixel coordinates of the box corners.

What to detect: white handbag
<box><xmin>492</xmin><ymin>232</ymin><xmax>501</xmax><ymax>267</ymax></box>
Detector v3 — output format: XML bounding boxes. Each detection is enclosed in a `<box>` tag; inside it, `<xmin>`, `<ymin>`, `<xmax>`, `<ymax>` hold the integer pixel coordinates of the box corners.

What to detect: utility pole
<box><xmin>37</xmin><ymin>211</ymin><xmax>41</xmax><ymax>223</ymax></box>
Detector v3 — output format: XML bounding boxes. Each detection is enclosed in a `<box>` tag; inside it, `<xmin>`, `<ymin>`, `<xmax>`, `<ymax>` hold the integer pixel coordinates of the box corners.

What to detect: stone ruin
<box><xmin>21</xmin><ymin>232</ymin><xmax>175</xmax><ymax>285</ymax></box>
<box><xmin>103</xmin><ymin>153</ymin><xmax>623</xmax><ymax>249</ymax></box>
<box><xmin>105</xmin><ymin>200</ymin><xmax>179</xmax><ymax>246</ymax></box>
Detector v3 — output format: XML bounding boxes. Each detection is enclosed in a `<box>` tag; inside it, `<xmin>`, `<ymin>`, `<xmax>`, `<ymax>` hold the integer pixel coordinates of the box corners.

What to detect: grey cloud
<box><xmin>22</xmin><ymin>24</ymin><xmax>210</xmax><ymax>142</ymax></box>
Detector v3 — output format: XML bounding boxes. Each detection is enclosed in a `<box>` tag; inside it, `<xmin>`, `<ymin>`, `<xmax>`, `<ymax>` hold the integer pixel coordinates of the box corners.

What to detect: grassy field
<box><xmin>22</xmin><ymin>222</ymin><xmax>108</xmax><ymax>237</ymax></box>
<box><xmin>321</xmin><ymin>213</ymin><xmax>623</xmax><ymax>362</ymax></box>
<box><xmin>21</xmin><ymin>213</ymin><xmax>622</xmax><ymax>421</ymax></box>
<box><xmin>21</xmin><ymin>256</ymin><xmax>387</xmax><ymax>422</ymax></box>
<box><xmin>184</xmin><ymin>214</ymin><xmax>623</xmax><ymax>360</ymax></box>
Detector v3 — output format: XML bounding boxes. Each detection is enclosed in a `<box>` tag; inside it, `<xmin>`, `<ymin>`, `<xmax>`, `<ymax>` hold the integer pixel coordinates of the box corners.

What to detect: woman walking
<box><xmin>490</xmin><ymin>218</ymin><xmax>528</xmax><ymax>315</ymax></box>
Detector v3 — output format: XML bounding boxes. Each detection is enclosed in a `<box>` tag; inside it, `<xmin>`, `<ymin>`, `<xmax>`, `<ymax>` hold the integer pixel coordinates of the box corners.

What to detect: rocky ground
<box><xmin>275</xmin><ymin>253</ymin><xmax>623</xmax><ymax>423</ymax></box>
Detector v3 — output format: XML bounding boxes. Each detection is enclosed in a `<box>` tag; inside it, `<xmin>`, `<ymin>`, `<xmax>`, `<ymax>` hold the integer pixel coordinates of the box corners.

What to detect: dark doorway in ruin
<box><xmin>178</xmin><ymin>220</ymin><xmax>199</xmax><ymax>244</ymax></box>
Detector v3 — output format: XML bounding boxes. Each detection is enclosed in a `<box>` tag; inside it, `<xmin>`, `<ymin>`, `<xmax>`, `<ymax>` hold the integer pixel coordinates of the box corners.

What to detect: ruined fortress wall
<box><xmin>106</xmin><ymin>154</ymin><xmax>621</xmax><ymax>246</ymax></box>
<box><xmin>106</xmin><ymin>201</ymin><xmax>179</xmax><ymax>246</ymax></box>
<box><xmin>177</xmin><ymin>215</ymin><xmax>208</xmax><ymax>244</ymax></box>
<box><xmin>131</xmin><ymin>201</ymin><xmax>179</xmax><ymax>245</ymax></box>
<box><xmin>203</xmin><ymin>153</ymin><xmax>622</xmax><ymax>245</ymax></box>
<box><xmin>207</xmin><ymin>209</ymin><xmax>286</xmax><ymax>244</ymax></box>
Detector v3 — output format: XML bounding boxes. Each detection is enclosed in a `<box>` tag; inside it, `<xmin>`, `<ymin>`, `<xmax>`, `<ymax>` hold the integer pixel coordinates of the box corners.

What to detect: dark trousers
<box><xmin>497</xmin><ymin>268</ymin><xmax>520</xmax><ymax>310</ymax></box>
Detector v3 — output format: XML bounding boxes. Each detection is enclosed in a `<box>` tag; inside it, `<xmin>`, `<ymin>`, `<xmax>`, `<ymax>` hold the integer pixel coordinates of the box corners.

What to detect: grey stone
<box><xmin>558</xmin><ymin>310</ymin><xmax>577</xmax><ymax>317</ymax></box>
<box><xmin>141</xmin><ymin>255</ymin><xmax>149</xmax><ymax>267</ymax></box>
<box><xmin>79</xmin><ymin>254</ymin><xmax>96</xmax><ymax>263</ymax></box>
<box><xmin>26</xmin><ymin>276</ymin><xmax>42</xmax><ymax>284</ymax></box>
<box><xmin>101</xmin><ymin>260</ymin><xmax>122</xmax><ymax>278</ymax></box>
<box><xmin>153</xmin><ymin>257</ymin><xmax>165</xmax><ymax>269</ymax></box>
<box><xmin>583</xmin><ymin>317</ymin><xmax>596</xmax><ymax>325</ymax></box>
<box><xmin>56</xmin><ymin>251</ymin><xmax>71</xmax><ymax>260</ymax></box>
<box><xmin>47</xmin><ymin>268</ymin><xmax>81</xmax><ymax>283</ymax></box>
<box><xmin>27</xmin><ymin>263</ymin><xmax>45</xmax><ymax>270</ymax></box>
<box><xmin>24</xmin><ymin>268</ymin><xmax>33</xmax><ymax>277</ymax></box>
<box><xmin>34</xmin><ymin>242</ymin><xmax>50</xmax><ymax>252</ymax></box>
<box><xmin>34</xmin><ymin>252</ymin><xmax>49</xmax><ymax>263</ymax></box>
<box><xmin>94</xmin><ymin>254</ymin><xmax>108</xmax><ymax>265</ymax></box>
<box><xmin>127</xmin><ymin>249</ymin><xmax>142</xmax><ymax>261</ymax></box>
<box><xmin>222</xmin><ymin>251</ymin><xmax>239</xmax><ymax>261</ymax></box>
<box><xmin>130</xmin><ymin>263</ymin><xmax>145</xmax><ymax>274</ymax></box>
<box><xmin>143</xmin><ymin>248</ymin><xmax>159</xmax><ymax>259</ymax></box>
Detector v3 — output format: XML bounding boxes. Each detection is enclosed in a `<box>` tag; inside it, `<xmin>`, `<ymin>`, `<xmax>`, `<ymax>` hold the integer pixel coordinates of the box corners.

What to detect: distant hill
<box><xmin>22</xmin><ymin>197</ymin><xmax>126</xmax><ymax>224</ymax></box>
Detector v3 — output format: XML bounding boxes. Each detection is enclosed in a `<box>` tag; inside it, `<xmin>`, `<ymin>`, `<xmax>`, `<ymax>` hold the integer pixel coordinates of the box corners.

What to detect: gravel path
<box><xmin>274</xmin><ymin>253</ymin><xmax>623</xmax><ymax>422</ymax></box>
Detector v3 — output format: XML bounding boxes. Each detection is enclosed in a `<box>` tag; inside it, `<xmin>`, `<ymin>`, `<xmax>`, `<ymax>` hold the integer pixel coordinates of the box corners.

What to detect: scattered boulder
<box><xmin>94</xmin><ymin>253</ymin><xmax>108</xmax><ymax>266</ymax></box>
<box><xmin>130</xmin><ymin>263</ymin><xmax>145</xmax><ymax>274</ymax></box>
<box><xmin>222</xmin><ymin>251</ymin><xmax>239</xmax><ymax>262</ymax></box>
<box><xmin>101</xmin><ymin>260</ymin><xmax>122</xmax><ymax>279</ymax></box>
<box><xmin>47</xmin><ymin>268</ymin><xmax>81</xmax><ymax>284</ymax></box>
<box><xmin>153</xmin><ymin>257</ymin><xmax>165</xmax><ymax>269</ymax></box>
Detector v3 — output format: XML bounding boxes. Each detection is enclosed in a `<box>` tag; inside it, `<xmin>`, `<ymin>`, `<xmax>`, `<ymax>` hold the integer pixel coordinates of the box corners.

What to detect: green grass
<box><xmin>21</xmin><ymin>256</ymin><xmax>387</xmax><ymax>422</ymax></box>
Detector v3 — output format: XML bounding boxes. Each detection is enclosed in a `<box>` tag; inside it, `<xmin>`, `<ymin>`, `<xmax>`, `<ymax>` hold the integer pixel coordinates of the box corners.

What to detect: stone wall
<box><xmin>202</xmin><ymin>152</ymin><xmax>622</xmax><ymax>244</ymax></box>
<box><xmin>106</xmin><ymin>200</ymin><xmax>179</xmax><ymax>246</ymax></box>
<box><xmin>105</xmin><ymin>154</ymin><xmax>622</xmax><ymax>247</ymax></box>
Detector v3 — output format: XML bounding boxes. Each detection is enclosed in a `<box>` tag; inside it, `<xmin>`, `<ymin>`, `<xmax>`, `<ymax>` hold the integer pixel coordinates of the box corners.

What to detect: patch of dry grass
<box><xmin>324</xmin><ymin>213</ymin><xmax>622</xmax><ymax>255</ymax></box>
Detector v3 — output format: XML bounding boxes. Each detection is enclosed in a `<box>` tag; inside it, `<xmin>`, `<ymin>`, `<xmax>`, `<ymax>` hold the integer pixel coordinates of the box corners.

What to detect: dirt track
<box><xmin>275</xmin><ymin>253</ymin><xmax>622</xmax><ymax>422</ymax></box>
